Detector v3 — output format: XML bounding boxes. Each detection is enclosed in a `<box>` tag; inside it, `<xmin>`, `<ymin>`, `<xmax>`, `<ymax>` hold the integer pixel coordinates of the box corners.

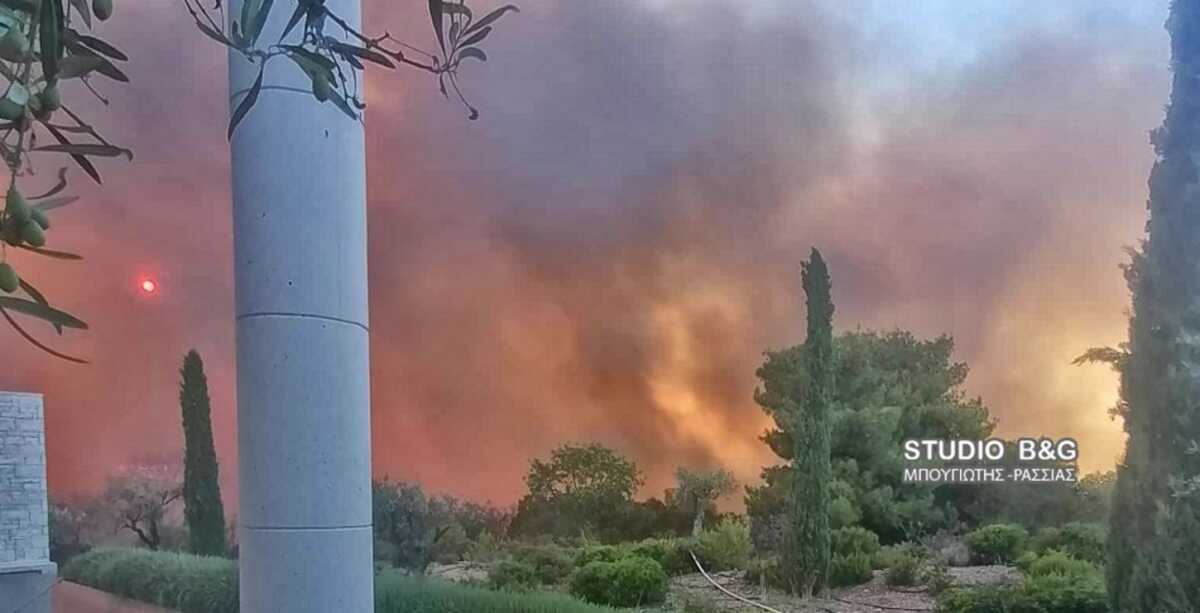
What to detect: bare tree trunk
<box><xmin>691</xmin><ymin>505</ymin><xmax>705</xmax><ymax>537</ymax></box>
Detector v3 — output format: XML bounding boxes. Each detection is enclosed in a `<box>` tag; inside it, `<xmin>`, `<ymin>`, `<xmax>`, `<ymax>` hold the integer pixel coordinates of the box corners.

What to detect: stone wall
<box><xmin>0</xmin><ymin>391</ymin><xmax>55</xmax><ymax>613</ymax></box>
<box><xmin>0</xmin><ymin>392</ymin><xmax>49</xmax><ymax>565</ymax></box>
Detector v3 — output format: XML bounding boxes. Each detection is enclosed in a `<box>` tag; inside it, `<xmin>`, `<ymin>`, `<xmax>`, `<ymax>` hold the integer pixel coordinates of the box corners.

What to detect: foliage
<box><xmin>574</xmin><ymin>544</ymin><xmax>623</xmax><ymax>568</ymax></box>
<box><xmin>1026</xmin><ymin>551</ymin><xmax>1102</xmax><ymax>581</ymax></box>
<box><xmin>569</xmin><ymin>557</ymin><xmax>669</xmax><ymax>608</ymax></box>
<box><xmin>487</xmin><ymin>559</ymin><xmax>539</xmax><ymax>592</ymax></box>
<box><xmin>97</xmin><ymin>464</ymin><xmax>182</xmax><ymax>550</ymax></box>
<box><xmin>183</xmin><ymin>0</ymin><xmax>519</xmax><ymax>136</ymax></box>
<box><xmin>1031</xmin><ymin>523</ymin><xmax>1106</xmax><ymax>566</ymax></box>
<box><xmin>884</xmin><ymin>552</ymin><xmax>921</xmax><ymax>587</ymax></box>
<box><xmin>510</xmin><ymin>443</ymin><xmax>644</xmax><ymax>541</ymax></box>
<box><xmin>48</xmin><ymin>499</ymin><xmax>93</xmax><ymax>565</ymax></box>
<box><xmin>874</xmin><ymin>542</ymin><xmax>928</xmax><ymax>570</ymax></box>
<box><xmin>508</xmin><ymin>543</ymin><xmax>575</xmax><ymax>585</ymax></box>
<box><xmin>748</xmin><ymin>328</ymin><xmax>997</xmax><ymax>555</ymax></box>
<box><xmin>695</xmin><ymin>518</ymin><xmax>752</xmax><ymax>571</ymax></box>
<box><xmin>828</xmin><ymin>553</ymin><xmax>874</xmax><ymax>588</ymax></box>
<box><xmin>377</xmin><ymin>572</ymin><xmax>621</xmax><ymax>613</ymax></box>
<box><xmin>0</xmin><ymin>0</ymin><xmax>135</xmax><ymax>360</ymax></box>
<box><xmin>937</xmin><ymin>554</ymin><xmax>1108</xmax><ymax>613</ymax></box>
<box><xmin>178</xmin><ymin>350</ymin><xmax>227</xmax><ymax>557</ymax></box>
<box><xmin>782</xmin><ymin>248</ymin><xmax>835</xmax><ymax>597</ymax></box>
<box><xmin>1068</xmin><ymin>2</ymin><xmax>1200</xmax><ymax>610</ymax></box>
<box><xmin>832</xmin><ymin>526</ymin><xmax>881</xmax><ymax>558</ymax></box>
<box><xmin>961</xmin><ymin>469</ymin><xmax>1115</xmax><ymax>532</ymax></box>
<box><xmin>62</xmin><ymin>547</ymin><xmax>238</xmax><ymax>613</ymax></box>
<box><xmin>674</xmin><ymin>467</ymin><xmax>736</xmax><ymax>536</ymax></box>
<box><xmin>922</xmin><ymin>562</ymin><xmax>955</xmax><ymax>596</ymax></box>
<box><xmin>966</xmin><ymin>524</ymin><xmax>1028</xmax><ymax>565</ymax></box>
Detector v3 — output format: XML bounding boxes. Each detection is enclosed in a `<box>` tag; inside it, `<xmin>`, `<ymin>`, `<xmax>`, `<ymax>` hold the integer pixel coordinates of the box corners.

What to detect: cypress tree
<box><xmin>783</xmin><ymin>248</ymin><xmax>833</xmax><ymax>597</ymax></box>
<box><xmin>1098</xmin><ymin>2</ymin><xmax>1200</xmax><ymax>608</ymax></box>
<box><xmin>179</xmin><ymin>349</ymin><xmax>227</xmax><ymax>556</ymax></box>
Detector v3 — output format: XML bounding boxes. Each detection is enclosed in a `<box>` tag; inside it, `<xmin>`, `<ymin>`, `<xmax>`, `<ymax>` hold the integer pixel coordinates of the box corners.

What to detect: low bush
<box><xmin>1031</xmin><ymin>523</ymin><xmax>1106</xmax><ymax>566</ymax></box>
<box><xmin>833</xmin><ymin>526</ymin><xmax>881</xmax><ymax>558</ymax></box>
<box><xmin>510</xmin><ymin>543</ymin><xmax>575</xmax><ymax>585</ymax></box>
<box><xmin>695</xmin><ymin>519</ymin><xmax>752</xmax><ymax>571</ymax></box>
<box><xmin>376</xmin><ymin>572</ymin><xmax>620</xmax><ymax>613</ymax></box>
<box><xmin>488</xmin><ymin>560</ymin><xmax>540</xmax><ymax>592</ymax></box>
<box><xmin>1026</xmin><ymin>551</ymin><xmax>1101</xmax><ymax>581</ymax></box>
<box><xmin>966</xmin><ymin>524</ymin><xmax>1028</xmax><ymax>565</ymax></box>
<box><xmin>569</xmin><ymin>557</ymin><xmax>669</xmax><ymax>608</ymax></box>
<box><xmin>829</xmin><ymin>553</ymin><xmax>874</xmax><ymax>588</ymax></box>
<box><xmin>921</xmin><ymin>562</ymin><xmax>954</xmax><ymax>596</ymax></box>
<box><xmin>1022</xmin><ymin>572</ymin><xmax>1107</xmax><ymax>613</ymax></box>
<box><xmin>829</xmin><ymin>497</ymin><xmax>861</xmax><ymax>529</ymax></box>
<box><xmin>884</xmin><ymin>553</ymin><xmax>921</xmax><ymax>587</ymax></box>
<box><xmin>874</xmin><ymin>542</ymin><xmax>927</xmax><ymax>570</ymax></box>
<box><xmin>935</xmin><ymin>568</ymin><xmax>1107</xmax><ymax>613</ymax></box>
<box><xmin>62</xmin><ymin>548</ymin><xmax>238</xmax><ymax>613</ymax></box>
<box><xmin>574</xmin><ymin>545</ymin><xmax>623</xmax><ymax>568</ymax></box>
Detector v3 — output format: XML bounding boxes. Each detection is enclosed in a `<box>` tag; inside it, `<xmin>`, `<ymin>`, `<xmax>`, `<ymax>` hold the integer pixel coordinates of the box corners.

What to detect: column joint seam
<box><xmin>237</xmin><ymin>311</ymin><xmax>369</xmax><ymax>333</ymax></box>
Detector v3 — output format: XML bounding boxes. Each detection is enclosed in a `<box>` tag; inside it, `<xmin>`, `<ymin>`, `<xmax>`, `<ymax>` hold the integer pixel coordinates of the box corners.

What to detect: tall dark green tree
<box><xmin>783</xmin><ymin>248</ymin><xmax>834</xmax><ymax>598</ymax></box>
<box><xmin>1077</xmin><ymin>2</ymin><xmax>1200</xmax><ymax>609</ymax></box>
<box><xmin>179</xmin><ymin>349</ymin><xmax>227</xmax><ymax>556</ymax></box>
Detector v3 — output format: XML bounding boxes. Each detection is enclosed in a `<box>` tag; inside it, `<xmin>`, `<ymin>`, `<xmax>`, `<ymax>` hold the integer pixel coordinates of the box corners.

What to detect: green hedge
<box><xmin>62</xmin><ymin>547</ymin><xmax>238</xmax><ymax>613</ymax></box>
<box><xmin>64</xmin><ymin>548</ymin><xmax>620</xmax><ymax>613</ymax></box>
<box><xmin>377</xmin><ymin>572</ymin><xmax>620</xmax><ymax>613</ymax></box>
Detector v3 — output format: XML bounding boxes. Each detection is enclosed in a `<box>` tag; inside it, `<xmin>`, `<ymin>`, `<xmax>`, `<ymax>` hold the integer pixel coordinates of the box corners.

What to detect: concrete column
<box><xmin>227</xmin><ymin>2</ymin><xmax>373</xmax><ymax>611</ymax></box>
<box><xmin>0</xmin><ymin>392</ymin><xmax>55</xmax><ymax>613</ymax></box>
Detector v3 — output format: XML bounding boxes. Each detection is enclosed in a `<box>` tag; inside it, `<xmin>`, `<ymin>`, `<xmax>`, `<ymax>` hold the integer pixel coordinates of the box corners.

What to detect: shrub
<box><xmin>829</xmin><ymin>497</ymin><xmax>860</xmax><ymax>529</ymax></box>
<box><xmin>921</xmin><ymin>562</ymin><xmax>954</xmax><ymax>595</ymax></box>
<box><xmin>570</xmin><ymin>557</ymin><xmax>669</xmax><ymax>608</ymax></box>
<box><xmin>1022</xmin><ymin>572</ymin><xmax>1107</xmax><ymax>613</ymax></box>
<box><xmin>510</xmin><ymin>544</ymin><xmax>575</xmax><ymax>585</ymax></box>
<box><xmin>1032</xmin><ymin>523</ymin><xmax>1106</xmax><ymax>566</ymax></box>
<box><xmin>695</xmin><ymin>519</ymin><xmax>752</xmax><ymax>571</ymax></box>
<box><xmin>966</xmin><ymin>524</ymin><xmax>1028</xmax><ymax>565</ymax></box>
<box><xmin>62</xmin><ymin>548</ymin><xmax>238</xmax><ymax>613</ymax></box>
<box><xmin>376</xmin><ymin>571</ymin><xmax>620</xmax><ymax>613</ymax></box>
<box><xmin>874</xmin><ymin>542</ymin><xmax>927</xmax><ymax>570</ymax></box>
<box><xmin>574</xmin><ymin>545</ymin><xmax>623</xmax><ymax>568</ymax></box>
<box><xmin>744</xmin><ymin>556</ymin><xmax>784</xmax><ymax>589</ymax></box>
<box><xmin>832</xmin><ymin>526</ymin><xmax>881</xmax><ymax>557</ymax></box>
<box><xmin>884</xmin><ymin>553</ymin><xmax>921</xmax><ymax>587</ymax></box>
<box><xmin>658</xmin><ymin>538</ymin><xmax>700</xmax><ymax>576</ymax></box>
<box><xmin>936</xmin><ymin>585</ymin><xmax>1034</xmax><ymax>613</ymax></box>
<box><xmin>829</xmin><ymin>553</ymin><xmax>874</xmax><ymax>588</ymax></box>
<box><xmin>488</xmin><ymin>560</ymin><xmax>540</xmax><ymax>592</ymax></box>
<box><xmin>935</xmin><ymin>570</ymin><xmax>1107</xmax><ymax>613</ymax></box>
<box><xmin>1026</xmin><ymin>551</ymin><xmax>1102</xmax><ymax>581</ymax></box>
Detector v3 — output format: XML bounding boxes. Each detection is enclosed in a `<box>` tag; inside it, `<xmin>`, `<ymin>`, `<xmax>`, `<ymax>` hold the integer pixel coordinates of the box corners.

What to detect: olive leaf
<box><xmin>247</xmin><ymin>0</ymin><xmax>273</xmax><ymax>46</ymax></box>
<box><xmin>16</xmin><ymin>245</ymin><xmax>82</xmax><ymax>260</ymax></box>
<box><xmin>71</xmin><ymin>32</ymin><xmax>127</xmax><ymax>61</ymax></box>
<box><xmin>43</xmin><ymin>124</ymin><xmax>101</xmax><ymax>184</ymax></box>
<box><xmin>34</xmin><ymin>143</ymin><xmax>131</xmax><ymax>159</ymax></box>
<box><xmin>228</xmin><ymin>65</ymin><xmax>264</xmax><ymax>140</ymax></box>
<box><xmin>428</xmin><ymin>0</ymin><xmax>444</xmax><ymax>53</ymax></box>
<box><xmin>0</xmin><ymin>307</ymin><xmax>87</xmax><ymax>363</ymax></box>
<box><xmin>462</xmin><ymin>4</ymin><xmax>517</xmax><ymax>37</ymax></box>
<box><xmin>56</xmin><ymin>55</ymin><xmax>107</xmax><ymax>79</ymax></box>
<box><xmin>458</xmin><ymin>25</ymin><xmax>491</xmax><ymax>48</ymax></box>
<box><xmin>31</xmin><ymin>195</ymin><xmax>79</xmax><ymax>211</ymax></box>
<box><xmin>19</xmin><ymin>278</ymin><xmax>62</xmax><ymax>334</ymax></box>
<box><xmin>457</xmin><ymin>47</ymin><xmax>486</xmax><ymax>63</ymax></box>
<box><xmin>39</xmin><ymin>0</ymin><xmax>63</xmax><ymax>80</ymax></box>
<box><xmin>67</xmin><ymin>0</ymin><xmax>90</xmax><ymax>28</ymax></box>
<box><xmin>29</xmin><ymin>168</ymin><xmax>69</xmax><ymax>200</ymax></box>
<box><xmin>329</xmin><ymin>41</ymin><xmax>395</xmax><ymax>69</ymax></box>
<box><xmin>0</xmin><ymin>297</ymin><xmax>88</xmax><ymax>329</ymax></box>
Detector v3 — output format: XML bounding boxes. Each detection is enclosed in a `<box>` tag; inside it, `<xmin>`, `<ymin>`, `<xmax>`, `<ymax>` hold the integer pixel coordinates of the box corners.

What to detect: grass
<box><xmin>63</xmin><ymin>547</ymin><xmax>625</xmax><ymax>613</ymax></box>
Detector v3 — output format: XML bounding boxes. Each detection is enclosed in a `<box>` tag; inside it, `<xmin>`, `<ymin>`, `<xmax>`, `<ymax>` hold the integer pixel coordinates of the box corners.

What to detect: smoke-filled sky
<box><xmin>0</xmin><ymin>0</ymin><xmax>1172</xmax><ymax>508</ymax></box>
